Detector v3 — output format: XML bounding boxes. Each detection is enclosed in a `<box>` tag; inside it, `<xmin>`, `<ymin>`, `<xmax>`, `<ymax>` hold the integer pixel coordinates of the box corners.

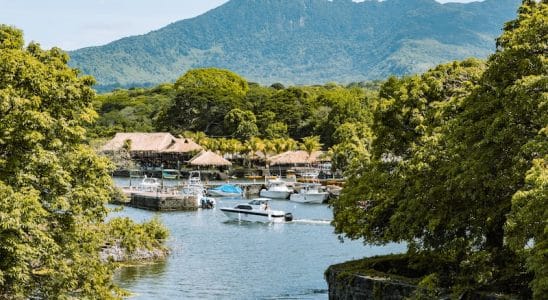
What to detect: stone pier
<box><xmin>126</xmin><ymin>190</ymin><xmax>199</xmax><ymax>211</ymax></box>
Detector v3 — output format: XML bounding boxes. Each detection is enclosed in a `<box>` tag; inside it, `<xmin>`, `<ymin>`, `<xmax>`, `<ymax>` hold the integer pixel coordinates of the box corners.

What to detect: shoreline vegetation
<box><xmin>0</xmin><ymin>0</ymin><xmax>545</xmax><ymax>298</ymax></box>
<box><xmin>100</xmin><ymin>216</ymin><xmax>170</xmax><ymax>263</ymax></box>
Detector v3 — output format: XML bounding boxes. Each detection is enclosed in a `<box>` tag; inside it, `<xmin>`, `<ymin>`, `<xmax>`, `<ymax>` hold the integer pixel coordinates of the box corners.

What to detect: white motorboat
<box><xmin>259</xmin><ymin>178</ymin><xmax>292</xmax><ymax>199</ymax></box>
<box><xmin>181</xmin><ymin>171</ymin><xmax>215</xmax><ymax>208</ymax></box>
<box><xmin>140</xmin><ymin>176</ymin><xmax>160</xmax><ymax>192</ymax></box>
<box><xmin>289</xmin><ymin>183</ymin><xmax>329</xmax><ymax>204</ymax></box>
<box><xmin>220</xmin><ymin>198</ymin><xmax>293</xmax><ymax>223</ymax></box>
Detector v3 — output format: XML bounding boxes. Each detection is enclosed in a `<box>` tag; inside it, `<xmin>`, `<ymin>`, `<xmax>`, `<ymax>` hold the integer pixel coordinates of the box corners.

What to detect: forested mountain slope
<box><xmin>69</xmin><ymin>0</ymin><xmax>520</xmax><ymax>91</ymax></box>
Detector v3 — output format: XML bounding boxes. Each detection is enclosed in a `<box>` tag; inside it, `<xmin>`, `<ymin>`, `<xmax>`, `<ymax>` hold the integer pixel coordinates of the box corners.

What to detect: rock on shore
<box><xmin>100</xmin><ymin>242</ymin><xmax>169</xmax><ymax>262</ymax></box>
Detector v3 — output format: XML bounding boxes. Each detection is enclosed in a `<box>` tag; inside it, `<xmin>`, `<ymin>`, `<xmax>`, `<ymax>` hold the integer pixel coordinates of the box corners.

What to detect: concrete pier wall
<box><xmin>325</xmin><ymin>268</ymin><xmax>416</xmax><ymax>300</ymax></box>
<box><xmin>129</xmin><ymin>192</ymin><xmax>199</xmax><ymax>211</ymax></box>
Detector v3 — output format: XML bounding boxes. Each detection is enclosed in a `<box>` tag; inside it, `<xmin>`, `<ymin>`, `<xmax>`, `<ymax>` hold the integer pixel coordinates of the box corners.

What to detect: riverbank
<box><xmin>100</xmin><ymin>241</ymin><xmax>169</xmax><ymax>263</ymax></box>
<box><xmin>101</xmin><ymin>216</ymin><xmax>170</xmax><ymax>264</ymax></box>
<box><xmin>325</xmin><ymin>254</ymin><xmax>528</xmax><ymax>299</ymax></box>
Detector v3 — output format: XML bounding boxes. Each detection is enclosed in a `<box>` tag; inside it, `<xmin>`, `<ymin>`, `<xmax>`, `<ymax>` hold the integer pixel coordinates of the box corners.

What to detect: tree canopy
<box><xmin>0</xmin><ymin>25</ymin><xmax>122</xmax><ymax>298</ymax></box>
<box><xmin>332</xmin><ymin>1</ymin><xmax>547</xmax><ymax>297</ymax></box>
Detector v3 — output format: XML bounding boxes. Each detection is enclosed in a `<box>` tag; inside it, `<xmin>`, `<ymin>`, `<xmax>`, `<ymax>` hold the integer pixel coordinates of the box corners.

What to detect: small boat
<box><xmin>162</xmin><ymin>169</ymin><xmax>180</xmax><ymax>179</ymax></box>
<box><xmin>181</xmin><ymin>171</ymin><xmax>215</xmax><ymax>208</ymax></box>
<box><xmin>207</xmin><ymin>184</ymin><xmax>243</xmax><ymax>197</ymax></box>
<box><xmin>220</xmin><ymin>198</ymin><xmax>293</xmax><ymax>223</ymax></box>
<box><xmin>140</xmin><ymin>176</ymin><xmax>160</xmax><ymax>192</ymax></box>
<box><xmin>259</xmin><ymin>178</ymin><xmax>292</xmax><ymax>199</ymax></box>
<box><xmin>289</xmin><ymin>183</ymin><xmax>329</xmax><ymax>204</ymax></box>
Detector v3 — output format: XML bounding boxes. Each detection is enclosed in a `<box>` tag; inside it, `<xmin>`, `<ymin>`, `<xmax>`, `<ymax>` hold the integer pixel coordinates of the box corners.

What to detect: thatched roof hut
<box><xmin>189</xmin><ymin>151</ymin><xmax>232</xmax><ymax>167</ymax></box>
<box><xmin>101</xmin><ymin>133</ymin><xmax>202</xmax><ymax>154</ymax></box>
<box><xmin>268</xmin><ymin>150</ymin><xmax>327</xmax><ymax>166</ymax></box>
<box><xmin>162</xmin><ymin>138</ymin><xmax>202</xmax><ymax>153</ymax></box>
<box><xmin>101</xmin><ymin>132</ymin><xmax>177</xmax><ymax>152</ymax></box>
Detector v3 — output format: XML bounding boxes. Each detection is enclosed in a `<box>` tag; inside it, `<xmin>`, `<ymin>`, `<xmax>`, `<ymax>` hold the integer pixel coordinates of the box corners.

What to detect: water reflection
<box><xmin>115</xmin><ymin>261</ymin><xmax>168</xmax><ymax>284</ymax></box>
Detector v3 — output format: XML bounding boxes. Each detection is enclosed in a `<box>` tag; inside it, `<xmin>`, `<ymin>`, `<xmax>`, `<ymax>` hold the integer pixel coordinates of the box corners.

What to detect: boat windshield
<box><xmin>235</xmin><ymin>205</ymin><xmax>252</xmax><ymax>210</ymax></box>
<box><xmin>248</xmin><ymin>199</ymin><xmax>268</xmax><ymax>206</ymax></box>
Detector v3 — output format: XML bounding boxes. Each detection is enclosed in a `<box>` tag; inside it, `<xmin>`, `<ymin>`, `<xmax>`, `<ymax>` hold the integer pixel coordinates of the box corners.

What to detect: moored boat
<box><xmin>162</xmin><ymin>169</ymin><xmax>181</xmax><ymax>179</ymax></box>
<box><xmin>259</xmin><ymin>178</ymin><xmax>292</xmax><ymax>199</ymax></box>
<box><xmin>289</xmin><ymin>183</ymin><xmax>329</xmax><ymax>204</ymax></box>
<box><xmin>220</xmin><ymin>198</ymin><xmax>293</xmax><ymax>223</ymax></box>
<box><xmin>207</xmin><ymin>184</ymin><xmax>243</xmax><ymax>197</ymax></box>
<box><xmin>140</xmin><ymin>176</ymin><xmax>160</xmax><ymax>192</ymax></box>
<box><xmin>181</xmin><ymin>171</ymin><xmax>215</xmax><ymax>208</ymax></box>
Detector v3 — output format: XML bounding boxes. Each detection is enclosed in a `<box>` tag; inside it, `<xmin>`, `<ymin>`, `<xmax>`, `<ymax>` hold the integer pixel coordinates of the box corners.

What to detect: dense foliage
<box><xmin>68</xmin><ymin>0</ymin><xmax>520</xmax><ymax>91</ymax></box>
<box><xmin>91</xmin><ymin>68</ymin><xmax>377</xmax><ymax>170</ymax></box>
<box><xmin>103</xmin><ymin>216</ymin><xmax>169</xmax><ymax>255</ymax></box>
<box><xmin>89</xmin><ymin>84</ymin><xmax>175</xmax><ymax>138</ymax></box>
<box><xmin>332</xmin><ymin>0</ymin><xmax>547</xmax><ymax>297</ymax></box>
<box><xmin>0</xmin><ymin>26</ymin><xmax>168</xmax><ymax>299</ymax></box>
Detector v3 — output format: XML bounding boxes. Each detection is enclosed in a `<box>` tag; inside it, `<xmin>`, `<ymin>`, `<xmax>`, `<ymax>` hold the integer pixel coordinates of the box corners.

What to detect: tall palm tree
<box><xmin>284</xmin><ymin>138</ymin><xmax>299</xmax><ymax>152</ymax></box>
<box><xmin>185</xmin><ymin>131</ymin><xmax>208</xmax><ymax>146</ymax></box>
<box><xmin>226</xmin><ymin>138</ymin><xmax>243</xmax><ymax>159</ymax></box>
<box><xmin>301</xmin><ymin>136</ymin><xmax>322</xmax><ymax>164</ymax></box>
<box><xmin>263</xmin><ymin>139</ymin><xmax>276</xmax><ymax>169</ymax></box>
<box><xmin>243</xmin><ymin>137</ymin><xmax>265</xmax><ymax>167</ymax></box>
<box><xmin>272</xmin><ymin>138</ymin><xmax>287</xmax><ymax>155</ymax></box>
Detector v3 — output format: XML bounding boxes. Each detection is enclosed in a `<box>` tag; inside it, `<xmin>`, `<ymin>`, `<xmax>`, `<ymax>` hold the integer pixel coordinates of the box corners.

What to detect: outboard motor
<box><xmin>284</xmin><ymin>213</ymin><xmax>293</xmax><ymax>222</ymax></box>
<box><xmin>201</xmin><ymin>198</ymin><xmax>215</xmax><ymax>209</ymax></box>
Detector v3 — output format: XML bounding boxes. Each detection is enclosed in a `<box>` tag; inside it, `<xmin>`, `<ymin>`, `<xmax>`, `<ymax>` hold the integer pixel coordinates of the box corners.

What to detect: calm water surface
<box><xmin>111</xmin><ymin>178</ymin><xmax>404</xmax><ymax>299</ymax></box>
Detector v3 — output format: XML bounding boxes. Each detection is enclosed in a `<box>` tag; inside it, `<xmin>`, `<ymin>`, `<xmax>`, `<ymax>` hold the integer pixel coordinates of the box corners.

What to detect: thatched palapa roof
<box><xmin>268</xmin><ymin>150</ymin><xmax>327</xmax><ymax>166</ymax></box>
<box><xmin>101</xmin><ymin>132</ymin><xmax>201</xmax><ymax>153</ymax></box>
<box><xmin>162</xmin><ymin>138</ymin><xmax>202</xmax><ymax>153</ymax></box>
<box><xmin>101</xmin><ymin>132</ymin><xmax>176</xmax><ymax>152</ymax></box>
<box><xmin>189</xmin><ymin>151</ymin><xmax>232</xmax><ymax>166</ymax></box>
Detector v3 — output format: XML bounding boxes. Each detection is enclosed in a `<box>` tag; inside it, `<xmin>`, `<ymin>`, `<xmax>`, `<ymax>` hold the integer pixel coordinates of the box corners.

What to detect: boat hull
<box><xmin>220</xmin><ymin>208</ymin><xmax>287</xmax><ymax>223</ymax></box>
<box><xmin>259</xmin><ymin>190</ymin><xmax>291</xmax><ymax>199</ymax></box>
<box><xmin>289</xmin><ymin>193</ymin><xmax>328</xmax><ymax>204</ymax></box>
<box><xmin>207</xmin><ymin>190</ymin><xmax>242</xmax><ymax>197</ymax></box>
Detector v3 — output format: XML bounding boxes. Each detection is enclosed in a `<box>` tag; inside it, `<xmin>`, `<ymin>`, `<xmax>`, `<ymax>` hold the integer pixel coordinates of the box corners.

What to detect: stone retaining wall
<box><xmin>325</xmin><ymin>268</ymin><xmax>417</xmax><ymax>300</ymax></box>
<box><xmin>130</xmin><ymin>192</ymin><xmax>198</xmax><ymax>211</ymax></box>
<box><xmin>325</xmin><ymin>266</ymin><xmax>516</xmax><ymax>300</ymax></box>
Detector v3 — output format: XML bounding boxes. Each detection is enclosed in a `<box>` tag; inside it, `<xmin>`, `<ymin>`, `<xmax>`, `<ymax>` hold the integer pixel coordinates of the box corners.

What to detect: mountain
<box><xmin>68</xmin><ymin>0</ymin><xmax>521</xmax><ymax>91</ymax></box>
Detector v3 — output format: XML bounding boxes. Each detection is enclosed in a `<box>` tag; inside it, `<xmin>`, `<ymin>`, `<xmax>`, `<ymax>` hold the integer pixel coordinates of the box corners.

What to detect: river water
<box><xmin>111</xmin><ymin>178</ymin><xmax>404</xmax><ymax>299</ymax></box>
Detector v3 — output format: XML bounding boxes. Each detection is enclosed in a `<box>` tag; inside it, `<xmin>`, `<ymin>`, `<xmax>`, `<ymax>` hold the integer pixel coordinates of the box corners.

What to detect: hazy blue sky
<box><xmin>0</xmin><ymin>0</ymin><xmax>482</xmax><ymax>50</ymax></box>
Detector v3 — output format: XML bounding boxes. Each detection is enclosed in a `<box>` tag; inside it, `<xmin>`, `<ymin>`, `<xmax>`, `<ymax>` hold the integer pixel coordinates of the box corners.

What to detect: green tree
<box><xmin>284</xmin><ymin>138</ymin><xmax>299</xmax><ymax>151</ymax></box>
<box><xmin>505</xmin><ymin>156</ymin><xmax>547</xmax><ymax>298</ymax></box>
<box><xmin>271</xmin><ymin>138</ymin><xmax>288</xmax><ymax>155</ymax></box>
<box><xmin>314</xmin><ymin>86</ymin><xmax>372</xmax><ymax>147</ymax></box>
<box><xmin>90</xmin><ymin>86</ymin><xmax>174</xmax><ymax>138</ymax></box>
<box><xmin>333</xmin><ymin>1</ymin><xmax>547</xmax><ymax>296</ymax></box>
<box><xmin>159</xmin><ymin>68</ymin><xmax>249</xmax><ymax>136</ymax></box>
<box><xmin>264</xmin><ymin>87</ymin><xmax>314</xmax><ymax>139</ymax></box>
<box><xmin>301</xmin><ymin>136</ymin><xmax>323</xmax><ymax>160</ymax></box>
<box><xmin>264</xmin><ymin>122</ymin><xmax>289</xmax><ymax>139</ymax></box>
<box><xmin>0</xmin><ymin>26</ymin><xmax>119</xmax><ymax>298</ymax></box>
<box><xmin>224</xmin><ymin>108</ymin><xmax>259</xmax><ymax>140</ymax></box>
<box><xmin>330</xmin><ymin>122</ymin><xmax>372</xmax><ymax>172</ymax></box>
<box><xmin>184</xmin><ymin>131</ymin><xmax>208</xmax><ymax>146</ymax></box>
<box><xmin>243</xmin><ymin>137</ymin><xmax>265</xmax><ymax>167</ymax></box>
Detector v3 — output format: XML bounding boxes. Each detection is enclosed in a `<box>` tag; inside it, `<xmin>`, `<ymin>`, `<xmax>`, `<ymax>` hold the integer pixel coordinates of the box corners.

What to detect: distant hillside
<box><xmin>68</xmin><ymin>0</ymin><xmax>520</xmax><ymax>91</ymax></box>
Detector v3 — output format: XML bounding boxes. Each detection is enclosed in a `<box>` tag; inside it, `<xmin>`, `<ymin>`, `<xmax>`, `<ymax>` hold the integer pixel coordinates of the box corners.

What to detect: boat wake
<box><xmin>292</xmin><ymin>219</ymin><xmax>331</xmax><ymax>225</ymax></box>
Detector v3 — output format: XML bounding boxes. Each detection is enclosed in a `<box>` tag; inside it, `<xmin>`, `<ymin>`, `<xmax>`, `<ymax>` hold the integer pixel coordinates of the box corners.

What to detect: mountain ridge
<box><xmin>68</xmin><ymin>0</ymin><xmax>521</xmax><ymax>91</ymax></box>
